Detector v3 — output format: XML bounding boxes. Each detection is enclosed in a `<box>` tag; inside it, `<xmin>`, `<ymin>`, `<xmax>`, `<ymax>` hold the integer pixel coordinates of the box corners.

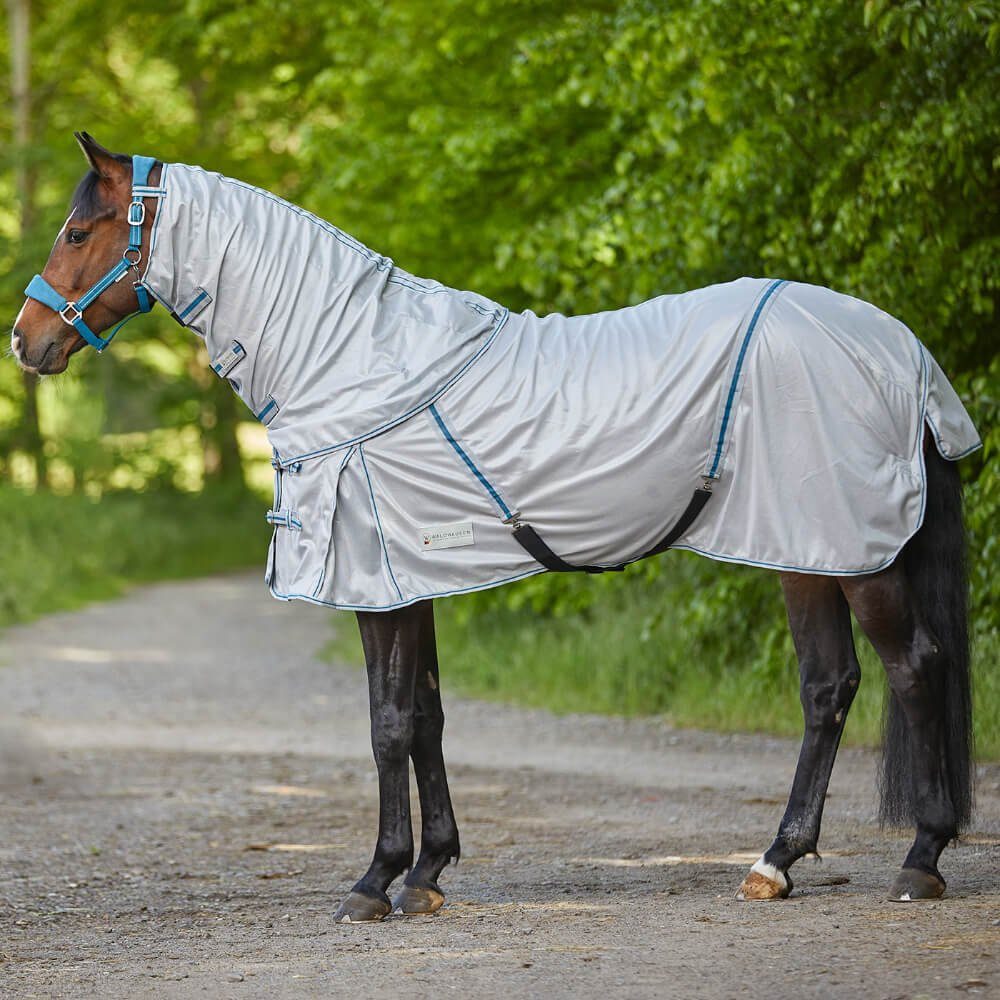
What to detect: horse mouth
<box><xmin>19</xmin><ymin>340</ymin><xmax>68</xmax><ymax>376</ymax></box>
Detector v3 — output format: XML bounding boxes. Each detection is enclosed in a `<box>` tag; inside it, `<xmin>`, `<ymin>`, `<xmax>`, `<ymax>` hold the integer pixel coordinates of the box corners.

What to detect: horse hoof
<box><xmin>736</xmin><ymin>859</ymin><xmax>792</xmax><ymax>901</ymax></box>
<box><xmin>334</xmin><ymin>891</ymin><xmax>392</xmax><ymax>923</ymax></box>
<box><xmin>887</xmin><ymin>868</ymin><xmax>945</xmax><ymax>902</ymax></box>
<box><xmin>391</xmin><ymin>884</ymin><xmax>445</xmax><ymax>916</ymax></box>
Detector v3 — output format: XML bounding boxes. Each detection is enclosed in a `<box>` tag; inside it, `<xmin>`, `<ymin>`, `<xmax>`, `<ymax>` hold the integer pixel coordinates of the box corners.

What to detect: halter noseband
<box><xmin>23</xmin><ymin>154</ymin><xmax>164</xmax><ymax>352</ymax></box>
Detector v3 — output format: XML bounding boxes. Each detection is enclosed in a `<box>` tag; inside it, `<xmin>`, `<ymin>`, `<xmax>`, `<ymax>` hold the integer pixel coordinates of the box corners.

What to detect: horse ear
<box><xmin>73</xmin><ymin>131</ymin><xmax>125</xmax><ymax>182</ymax></box>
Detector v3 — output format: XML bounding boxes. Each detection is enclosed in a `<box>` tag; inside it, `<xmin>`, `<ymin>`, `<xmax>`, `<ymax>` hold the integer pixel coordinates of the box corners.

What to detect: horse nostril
<box><xmin>11</xmin><ymin>329</ymin><xmax>22</xmax><ymax>356</ymax></box>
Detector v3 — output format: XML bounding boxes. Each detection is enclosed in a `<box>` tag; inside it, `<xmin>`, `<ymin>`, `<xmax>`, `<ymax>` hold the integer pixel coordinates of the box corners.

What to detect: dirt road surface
<box><xmin>0</xmin><ymin>573</ymin><xmax>996</xmax><ymax>999</ymax></box>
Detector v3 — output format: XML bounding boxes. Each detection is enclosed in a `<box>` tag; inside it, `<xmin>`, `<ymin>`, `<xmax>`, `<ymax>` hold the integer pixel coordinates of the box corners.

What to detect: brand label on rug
<box><xmin>212</xmin><ymin>340</ymin><xmax>245</xmax><ymax>378</ymax></box>
<box><xmin>419</xmin><ymin>522</ymin><xmax>475</xmax><ymax>551</ymax></box>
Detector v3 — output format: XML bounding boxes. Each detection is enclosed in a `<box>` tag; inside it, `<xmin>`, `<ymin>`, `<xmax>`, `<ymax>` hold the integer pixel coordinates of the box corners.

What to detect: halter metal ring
<box><xmin>123</xmin><ymin>247</ymin><xmax>142</xmax><ymax>267</ymax></box>
<box><xmin>58</xmin><ymin>302</ymin><xmax>82</xmax><ymax>326</ymax></box>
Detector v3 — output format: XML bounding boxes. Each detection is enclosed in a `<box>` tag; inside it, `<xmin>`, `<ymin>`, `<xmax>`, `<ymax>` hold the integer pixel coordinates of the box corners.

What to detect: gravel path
<box><xmin>0</xmin><ymin>573</ymin><xmax>996</xmax><ymax>999</ymax></box>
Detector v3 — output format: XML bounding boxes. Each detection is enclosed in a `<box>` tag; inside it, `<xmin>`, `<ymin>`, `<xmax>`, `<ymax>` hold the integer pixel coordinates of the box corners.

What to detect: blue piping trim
<box><xmin>937</xmin><ymin>438</ymin><xmax>982</xmax><ymax>461</ymax></box>
<box><xmin>270</xmin><ymin>567</ymin><xmax>545</xmax><ymax>612</ymax></box>
<box><xmin>923</xmin><ymin>410</ymin><xmax>982</xmax><ymax>461</ymax></box>
<box><xmin>669</xmin><ymin>542</ymin><xmax>909</xmax><ymax>577</ymax></box>
<box><xmin>386</xmin><ymin>274</ymin><xmax>450</xmax><ymax>294</ymax></box>
<box><xmin>338</xmin><ymin>446</ymin><xmax>357</xmax><ymax>474</ymax></box>
<box><xmin>220</xmin><ymin>173</ymin><xmax>387</xmax><ymax>266</ymax></box>
<box><xmin>428</xmin><ymin>404</ymin><xmax>513</xmax><ymax>520</ymax></box>
<box><xmin>707</xmin><ymin>278</ymin><xmax>787</xmax><ymax>479</ymax></box>
<box><xmin>359</xmin><ymin>445</ymin><xmax>403</xmax><ymax>601</ymax></box>
<box><xmin>273</xmin><ymin>307</ymin><xmax>510</xmax><ymax>467</ymax></box>
<box><xmin>308</xmin><ymin>444</ymin><xmax>356</xmax><ymax>599</ymax></box>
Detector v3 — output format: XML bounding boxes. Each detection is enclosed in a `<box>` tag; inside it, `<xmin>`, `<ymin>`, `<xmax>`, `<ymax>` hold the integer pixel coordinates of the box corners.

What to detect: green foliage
<box><xmin>327</xmin><ymin>566</ymin><xmax>1000</xmax><ymax>758</ymax></box>
<box><xmin>0</xmin><ymin>485</ymin><xmax>268</xmax><ymax>629</ymax></box>
<box><xmin>290</xmin><ymin>0</ymin><xmax>998</xmax><ymax>644</ymax></box>
<box><xmin>1</xmin><ymin>2</ymin><xmax>996</xmax><ymax>742</ymax></box>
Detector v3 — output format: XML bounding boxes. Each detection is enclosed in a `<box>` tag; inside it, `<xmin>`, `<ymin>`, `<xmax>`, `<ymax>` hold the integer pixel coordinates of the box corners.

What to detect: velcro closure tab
<box><xmin>176</xmin><ymin>287</ymin><xmax>212</xmax><ymax>325</ymax></box>
<box><xmin>266</xmin><ymin>508</ymin><xmax>302</xmax><ymax>530</ymax></box>
<box><xmin>256</xmin><ymin>395</ymin><xmax>280</xmax><ymax>425</ymax></box>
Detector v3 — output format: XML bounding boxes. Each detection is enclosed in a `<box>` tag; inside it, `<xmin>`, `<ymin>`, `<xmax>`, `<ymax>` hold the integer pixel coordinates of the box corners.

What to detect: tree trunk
<box><xmin>204</xmin><ymin>376</ymin><xmax>246</xmax><ymax>487</ymax></box>
<box><xmin>7</xmin><ymin>0</ymin><xmax>47</xmax><ymax>488</ymax></box>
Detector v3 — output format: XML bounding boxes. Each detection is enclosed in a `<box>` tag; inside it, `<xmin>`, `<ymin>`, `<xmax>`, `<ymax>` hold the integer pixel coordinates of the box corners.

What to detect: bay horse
<box><xmin>11</xmin><ymin>134</ymin><xmax>979</xmax><ymax>920</ymax></box>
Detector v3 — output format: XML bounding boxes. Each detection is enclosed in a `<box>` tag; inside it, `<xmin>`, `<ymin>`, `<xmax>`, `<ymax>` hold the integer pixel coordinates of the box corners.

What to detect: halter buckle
<box><xmin>58</xmin><ymin>302</ymin><xmax>82</xmax><ymax>326</ymax></box>
<box><xmin>127</xmin><ymin>201</ymin><xmax>146</xmax><ymax>226</ymax></box>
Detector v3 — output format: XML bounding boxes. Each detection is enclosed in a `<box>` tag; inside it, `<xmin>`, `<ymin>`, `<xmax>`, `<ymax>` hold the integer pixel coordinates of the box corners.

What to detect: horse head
<box><xmin>12</xmin><ymin>132</ymin><xmax>158</xmax><ymax>375</ymax></box>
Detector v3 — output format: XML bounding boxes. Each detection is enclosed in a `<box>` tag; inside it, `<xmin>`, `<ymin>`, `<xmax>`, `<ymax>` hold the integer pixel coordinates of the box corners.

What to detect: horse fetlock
<box><xmin>405</xmin><ymin>847</ymin><xmax>458</xmax><ymax>893</ymax></box>
<box><xmin>768</xmin><ymin>825</ymin><xmax>818</xmax><ymax>869</ymax></box>
<box><xmin>736</xmin><ymin>857</ymin><xmax>793</xmax><ymax>901</ymax></box>
<box><xmin>375</xmin><ymin>848</ymin><xmax>415</xmax><ymax>882</ymax></box>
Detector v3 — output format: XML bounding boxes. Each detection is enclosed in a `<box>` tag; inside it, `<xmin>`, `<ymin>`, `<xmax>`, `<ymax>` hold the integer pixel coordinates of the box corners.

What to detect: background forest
<box><xmin>1</xmin><ymin>1</ymin><xmax>997</xmax><ymax>750</ymax></box>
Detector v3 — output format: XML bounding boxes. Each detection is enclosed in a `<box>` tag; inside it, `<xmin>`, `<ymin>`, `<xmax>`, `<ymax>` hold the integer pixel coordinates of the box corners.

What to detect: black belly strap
<box><xmin>511</xmin><ymin>479</ymin><xmax>714</xmax><ymax>574</ymax></box>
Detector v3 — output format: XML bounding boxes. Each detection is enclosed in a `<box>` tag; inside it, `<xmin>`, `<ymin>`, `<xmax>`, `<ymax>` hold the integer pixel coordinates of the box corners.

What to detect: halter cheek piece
<box><xmin>23</xmin><ymin>154</ymin><xmax>164</xmax><ymax>353</ymax></box>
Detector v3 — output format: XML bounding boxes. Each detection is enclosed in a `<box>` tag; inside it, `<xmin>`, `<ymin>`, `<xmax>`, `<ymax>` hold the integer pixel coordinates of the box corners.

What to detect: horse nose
<box><xmin>11</xmin><ymin>327</ymin><xmax>23</xmax><ymax>358</ymax></box>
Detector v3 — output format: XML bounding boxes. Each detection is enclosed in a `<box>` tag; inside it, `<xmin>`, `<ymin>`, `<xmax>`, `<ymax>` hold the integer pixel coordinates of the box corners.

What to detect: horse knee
<box><xmin>371</xmin><ymin>703</ymin><xmax>414</xmax><ymax>764</ymax></box>
<box><xmin>801</xmin><ymin>665</ymin><xmax>859</xmax><ymax>728</ymax></box>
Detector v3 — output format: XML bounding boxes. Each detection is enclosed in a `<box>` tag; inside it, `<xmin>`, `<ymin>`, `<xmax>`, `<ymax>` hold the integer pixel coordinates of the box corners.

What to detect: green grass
<box><xmin>0</xmin><ymin>484</ymin><xmax>270</xmax><ymax>629</ymax></box>
<box><xmin>326</xmin><ymin>562</ymin><xmax>1000</xmax><ymax>760</ymax></box>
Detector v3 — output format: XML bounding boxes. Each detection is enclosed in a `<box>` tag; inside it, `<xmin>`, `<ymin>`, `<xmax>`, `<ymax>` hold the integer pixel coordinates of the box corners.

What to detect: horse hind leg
<box><xmin>391</xmin><ymin>602</ymin><xmax>461</xmax><ymax>916</ymax></box>
<box><xmin>737</xmin><ymin>573</ymin><xmax>860</xmax><ymax>901</ymax></box>
<box><xmin>840</xmin><ymin>444</ymin><xmax>973</xmax><ymax>901</ymax></box>
<box><xmin>840</xmin><ymin>564</ymin><xmax>966</xmax><ymax>900</ymax></box>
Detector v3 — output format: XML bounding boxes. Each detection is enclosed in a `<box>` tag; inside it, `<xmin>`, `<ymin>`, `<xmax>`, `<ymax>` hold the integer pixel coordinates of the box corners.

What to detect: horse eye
<box><xmin>67</xmin><ymin>229</ymin><xmax>89</xmax><ymax>244</ymax></box>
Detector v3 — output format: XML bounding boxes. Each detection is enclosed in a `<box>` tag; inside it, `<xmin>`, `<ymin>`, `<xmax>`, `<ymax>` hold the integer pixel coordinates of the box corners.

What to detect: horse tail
<box><xmin>879</xmin><ymin>439</ymin><xmax>974</xmax><ymax>829</ymax></box>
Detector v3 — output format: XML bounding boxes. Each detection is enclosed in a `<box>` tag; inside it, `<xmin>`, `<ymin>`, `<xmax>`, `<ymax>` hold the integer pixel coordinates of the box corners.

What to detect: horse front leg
<box><xmin>392</xmin><ymin>601</ymin><xmax>461</xmax><ymax>915</ymax></box>
<box><xmin>737</xmin><ymin>573</ymin><xmax>860</xmax><ymax>900</ymax></box>
<box><xmin>334</xmin><ymin>604</ymin><xmax>423</xmax><ymax>923</ymax></box>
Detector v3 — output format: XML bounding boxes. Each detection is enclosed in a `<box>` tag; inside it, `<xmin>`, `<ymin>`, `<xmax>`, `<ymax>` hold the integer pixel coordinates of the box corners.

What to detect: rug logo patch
<box><xmin>419</xmin><ymin>522</ymin><xmax>475</xmax><ymax>551</ymax></box>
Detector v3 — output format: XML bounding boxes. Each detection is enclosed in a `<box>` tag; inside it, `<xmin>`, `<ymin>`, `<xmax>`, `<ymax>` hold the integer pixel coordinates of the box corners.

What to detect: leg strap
<box><xmin>512</xmin><ymin>523</ymin><xmax>624</xmax><ymax>574</ymax></box>
<box><xmin>511</xmin><ymin>481</ymin><xmax>714</xmax><ymax>574</ymax></box>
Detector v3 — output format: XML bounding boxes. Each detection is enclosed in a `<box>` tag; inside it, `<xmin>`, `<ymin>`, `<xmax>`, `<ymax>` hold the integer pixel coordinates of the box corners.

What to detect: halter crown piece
<box><xmin>23</xmin><ymin>154</ymin><xmax>163</xmax><ymax>352</ymax></box>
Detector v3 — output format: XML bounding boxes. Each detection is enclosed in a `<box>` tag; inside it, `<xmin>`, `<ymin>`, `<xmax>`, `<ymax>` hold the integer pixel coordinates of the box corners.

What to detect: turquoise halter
<box><xmin>23</xmin><ymin>154</ymin><xmax>163</xmax><ymax>352</ymax></box>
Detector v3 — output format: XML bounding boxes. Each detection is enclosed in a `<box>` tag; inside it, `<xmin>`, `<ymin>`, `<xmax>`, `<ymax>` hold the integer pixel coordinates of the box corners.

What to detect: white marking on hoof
<box><xmin>736</xmin><ymin>855</ymin><xmax>790</xmax><ymax>901</ymax></box>
<box><xmin>900</xmin><ymin>893</ymin><xmax>911</xmax><ymax>902</ymax></box>
<box><xmin>340</xmin><ymin>914</ymin><xmax>352</xmax><ymax>923</ymax></box>
<box><xmin>749</xmin><ymin>857</ymin><xmax>789</xmax><ymax>891</ymax></box>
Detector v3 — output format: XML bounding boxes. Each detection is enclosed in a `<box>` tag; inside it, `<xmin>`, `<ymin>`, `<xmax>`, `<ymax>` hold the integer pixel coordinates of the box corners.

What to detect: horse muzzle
<box><xmin>12</xmin><ymin>324</ymin><xmax>71</xmax><ymax>375</ymax></box>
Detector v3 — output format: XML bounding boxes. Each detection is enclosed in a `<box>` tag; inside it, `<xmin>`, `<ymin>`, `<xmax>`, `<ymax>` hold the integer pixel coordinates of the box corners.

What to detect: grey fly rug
<box><xmin>140</xmin><ymin>162</ymin><xmax>981</xmax><ymax>611</ymax></box>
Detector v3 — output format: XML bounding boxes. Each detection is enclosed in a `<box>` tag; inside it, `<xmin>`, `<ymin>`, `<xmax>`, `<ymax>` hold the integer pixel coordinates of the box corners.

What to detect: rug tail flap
<box><xmin>922</xmin><ymin>346</ymin><xmax>982</xmax><ymax>461</ymax></box>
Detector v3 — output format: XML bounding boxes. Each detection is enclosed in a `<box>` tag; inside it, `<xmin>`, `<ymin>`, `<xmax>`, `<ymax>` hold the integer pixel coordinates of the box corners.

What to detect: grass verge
<box><xmin>326</xmin><ymin>560</ymin><xmax>999</xmax><ymax>760</ymax></box>
<box><xmin>0</xmin><ymin>485</ymin><xmax>270</xmax><ymax>630</ymax></box>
